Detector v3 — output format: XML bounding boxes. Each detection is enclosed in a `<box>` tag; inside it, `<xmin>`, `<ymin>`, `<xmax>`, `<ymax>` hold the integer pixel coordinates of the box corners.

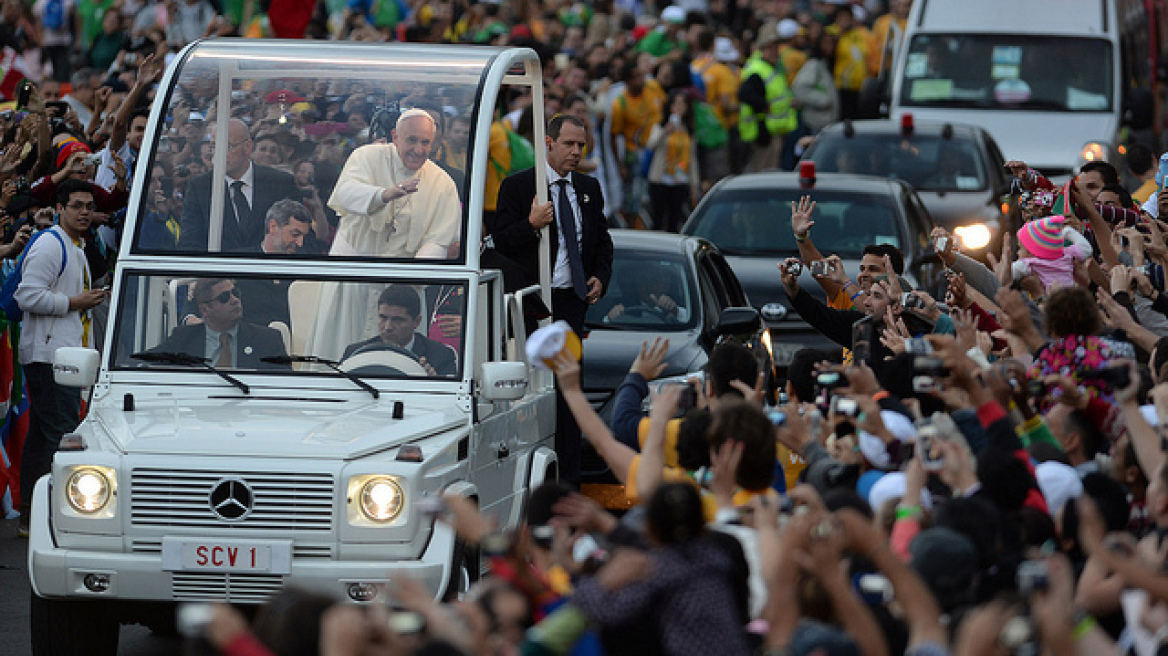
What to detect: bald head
<box><xmin>226</xmin><ymin>118</ymin><xmax>254</xmax><ymax>179</ymax></box>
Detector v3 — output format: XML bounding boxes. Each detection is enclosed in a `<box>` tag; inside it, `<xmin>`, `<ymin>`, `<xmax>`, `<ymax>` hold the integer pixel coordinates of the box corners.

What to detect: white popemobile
<box><xmin>28</xmin><ymin>40</ymin><xmax>561</xmax><ymax>655</ymax></box>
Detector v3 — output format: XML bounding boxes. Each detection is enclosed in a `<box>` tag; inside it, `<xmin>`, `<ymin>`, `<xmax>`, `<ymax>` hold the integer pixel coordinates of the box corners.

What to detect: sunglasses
<box><xmin>210</xmin><ymin>288</ymin><xmax>240</xmax><ymax>304</ymax></box>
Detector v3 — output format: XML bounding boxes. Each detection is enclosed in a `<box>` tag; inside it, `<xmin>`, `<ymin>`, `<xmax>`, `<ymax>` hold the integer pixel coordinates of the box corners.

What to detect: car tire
<box><xmin>31</xmin><ymin>591</ymin><xmax>120</xmax><ymax>656</ymax></box>
<box><xmin>442</xmin><ymin>539</ymin><xmax>480</xmax><ymax>601</ymax></box>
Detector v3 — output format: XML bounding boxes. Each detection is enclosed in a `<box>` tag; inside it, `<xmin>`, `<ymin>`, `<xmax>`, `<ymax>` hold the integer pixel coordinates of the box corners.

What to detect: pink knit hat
<box><xmin>1017</xmin><ymin>215</ymin><xmax>1065</xmax><ymax>260</ymax></box>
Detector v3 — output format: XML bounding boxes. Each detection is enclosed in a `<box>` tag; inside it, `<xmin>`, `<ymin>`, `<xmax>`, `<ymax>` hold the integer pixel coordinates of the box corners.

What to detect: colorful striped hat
<box><xmin>1017</xmin><ymin>215</ymin><xmax>1065</xmax><ymax>261</ymax></box>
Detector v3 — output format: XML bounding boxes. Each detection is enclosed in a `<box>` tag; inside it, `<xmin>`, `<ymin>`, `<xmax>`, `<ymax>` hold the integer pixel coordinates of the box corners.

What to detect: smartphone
<box><xmin>387</xmin><ymin>611</ymin><xmax>425</xmax><ymax>635</ymax></box>
<box><xmin>830</xmin><ymin>396</ymin><xmax>859</xmax><ymax>417</ymax></box>
<box><xmin>16</xmin><ymin>80</ymin><xmax>33</xmax><ymax>109</ymax></box>
<box><xmin>851</xmin><ymin>317</ymin><xmax>873</xmax><ymax>364</ymax></box>
<box><xmin>554</xmin><ymin>52</ymin><xmax>570</xmax><ymax>72</ymax></box>
<box><xmin>934</xmin><ymin>236</ymin><xmax>950</xmax><ymax>253</ymax></box>
<box><xmin>918</xmin><ymin>425</ymin><xmax>944</xmax><ymax>471</ymax></box>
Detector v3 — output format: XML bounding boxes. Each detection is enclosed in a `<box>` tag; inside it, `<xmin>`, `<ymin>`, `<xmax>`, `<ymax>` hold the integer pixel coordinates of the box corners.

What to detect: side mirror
<box><xmin>478</xmin><ymin>361</ymin><xmax>529</xmax><ymax>402</ymax></box>
<box><xmin>714</xmin><ymin>307</ymin><xmax>762</xmax><ymax>337</ymax></box>
<box><xmin>54</xmin><ymin>347</ymin><xmax>100</xmax><ymax>388</ymax></box>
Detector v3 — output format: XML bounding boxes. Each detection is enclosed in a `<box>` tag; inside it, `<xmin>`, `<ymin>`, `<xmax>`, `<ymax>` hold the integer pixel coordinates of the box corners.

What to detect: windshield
<box><xmin>586</xmin><ymin>252</ymin><xmax>698</xmax><ymax>330</ymax></box>
<box><xmin>688</xmin><ymin>190</ymin><xmax>902</xmax><ymax>257</ymax></box>
<box><xmin>134</xmin><ymin>42</ymin><xmax>487</xmax><ymax>261</ymax></box>
<box><xmin>808</xmin><ymin>133</ymin><xmax>987</xmax><ymax>191</ymax></box>
<box><xmin>899</xmin><ymin>34</ymin><xmax>1113</xmax><ymax>112</ymax></box>
<box><xmin>111</xmin><ymin>273</ymin><xmax>467</xmax><ymax>379</ymax></box>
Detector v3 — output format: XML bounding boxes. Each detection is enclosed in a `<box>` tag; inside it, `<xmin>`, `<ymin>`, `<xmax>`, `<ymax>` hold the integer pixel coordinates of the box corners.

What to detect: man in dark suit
<box><xmin>491</xmin><ymin>114</ymin><xmax>614</xmax><ymax>486</ymax></box>
<box><xmin>153</xmin><ymin>278</ymin><xmax>290</xmax><ymax>370</ymax></box>
<box><xmin>341</xmin><ymin>285</ymin><xmax>458</xmax><ymax>377</ymax></box>
<box><xmin>491</xmin><ymin>114</ymin><xmax>613</xmax><ymax>335</ymax></box>
<box><xmin>178</xmin><ymin>118</ymin><xmax>300</xmax><ymax>253</ymax></box>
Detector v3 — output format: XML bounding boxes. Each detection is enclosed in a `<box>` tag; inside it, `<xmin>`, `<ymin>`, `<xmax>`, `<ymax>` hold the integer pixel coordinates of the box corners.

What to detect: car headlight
<box><xmin>955</xmin><ymin>225</ymin><xmax>991</xmax><ymax>250</ymax></box>
<box><xmin>356</xmin><ymin>476</ymin><xmax>405</xmax><ymax>523</ymax></box>
<box><xmin>66</xmin><ymin>467</ymin><xmax>115</xmax><ymax>514</ymax></box>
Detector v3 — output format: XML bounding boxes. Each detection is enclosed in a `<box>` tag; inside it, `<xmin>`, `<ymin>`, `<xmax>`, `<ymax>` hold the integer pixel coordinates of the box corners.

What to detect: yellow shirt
<box><xmin>692</xmin><ymin>54</ymin><xmax>740</xmax><ymax>129</ymax></box>
<box><xmin>780</xmin><ymin>46</ymin><xmax>808</xmax><ymax>86</ymax></box>
<box><xmin>611</xmin><ymin>83</ymin><xmax>665</xmax><ymax>151</ymax></box>
<box><xmin>485</xmin><ymin>121</ymin><xmax>509</xmax><ymax>212</ymax></box>
<box><xmin>869</xmin><ymin>14</ymin><xmax>907</xmax><ymax>76</ymax></box>
<box><xmin>624</xmin><ymin>455</ymin><xmax>779</xmax><ymax>521</ymax></box>
<box><xmin>835</xmin><ymin>26</ymin><xmax>873</xmax><ymax>92</ymax></box>
<box><xmin>1134</xmin><ymin>178</ymin><xmax>1159</xmax><ymax>205</ymax></box>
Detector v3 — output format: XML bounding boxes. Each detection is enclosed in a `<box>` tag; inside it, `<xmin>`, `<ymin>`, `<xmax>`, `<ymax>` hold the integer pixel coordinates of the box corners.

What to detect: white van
<box><xmin>28</xmin><ymin>40</ymin><xmax>560</xmax><ymax>656</ymax></box>
<box><xmin>879</xmin><ymin>0</ymin><xmax>1148</xmax><ymax>179</ymax></box>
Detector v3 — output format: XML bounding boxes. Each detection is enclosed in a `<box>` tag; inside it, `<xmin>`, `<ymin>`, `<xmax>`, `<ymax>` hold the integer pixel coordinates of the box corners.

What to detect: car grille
<box><xmin>172</xmin><ymin>572</ymin><xmax>285</xmax><ymax>603</ymax></box>
<box><xmin>130</xmin><ymin>468</ymin><xmax>335</xmax><ymax>531</ymax></box>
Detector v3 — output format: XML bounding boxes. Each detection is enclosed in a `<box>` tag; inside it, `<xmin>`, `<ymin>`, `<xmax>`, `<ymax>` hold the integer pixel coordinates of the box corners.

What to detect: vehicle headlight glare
<box><xmin>359</xmin><ymin>477</ymin><xmax>404</xmax><ymax>522</ymax></box>
<box><xmin>954</xmin><ymin>224</ymin><xmax>991</xmax><ymax>250</ymax></box>
<box><xmin>67</xmin><ymin>468</ymin><xmax>111</xmax><ymax>513</ymax></box>
<box><xmin>1080</xmin><ymin>142</ymin><xmax>1106</xmax><ymax>163</ymax></box>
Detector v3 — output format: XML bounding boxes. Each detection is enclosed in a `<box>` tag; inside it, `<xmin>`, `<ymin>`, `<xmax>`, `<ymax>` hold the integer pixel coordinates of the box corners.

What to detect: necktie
<box><xmin>230</xmin><ymin>180</ymin><xmax>250</xmax><ymax>222</ymax></box>
<box><xmin>217</xmin><ymin>332</ymin><xmax>232</xmax><ymax>368</ymax></box>
<box><xmin>555</xmin><ymin>179</ymin><xmax>588</xmax><ymax>300</ymax></box>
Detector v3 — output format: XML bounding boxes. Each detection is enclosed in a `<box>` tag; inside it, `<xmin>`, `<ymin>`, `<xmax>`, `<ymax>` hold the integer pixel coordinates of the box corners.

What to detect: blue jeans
<box><xmin>19</xmin><ymin>362</ymin><xmax>81</xmax><ymax>518</ymax></box>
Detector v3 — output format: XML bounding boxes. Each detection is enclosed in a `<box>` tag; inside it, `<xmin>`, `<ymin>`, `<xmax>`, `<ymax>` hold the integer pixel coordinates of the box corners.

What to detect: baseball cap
<box><xmin>778</xmin><ymin>18</ymin><xmax>801</xmax><ymax>40</ymax></box>
<box><xmin>661</xmin><ymin>6</ymin><xmax>686</xmax><ymax>24</ymax></box>
<box><xmin>713</xmin><ymin>37</ymin><xmax>739</xmax><ymax>62</ymax></box>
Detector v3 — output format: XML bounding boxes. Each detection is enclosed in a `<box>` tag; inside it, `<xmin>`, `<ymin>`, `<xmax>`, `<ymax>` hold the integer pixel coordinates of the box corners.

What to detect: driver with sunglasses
<box><xmin>151</xmin><ymin>277</ymin><xmax>290</xmax><ymax>370</ymax></box>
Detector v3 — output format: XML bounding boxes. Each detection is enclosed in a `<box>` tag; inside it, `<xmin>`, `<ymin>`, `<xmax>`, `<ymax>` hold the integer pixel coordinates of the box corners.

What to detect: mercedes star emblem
<box><xmin>209</xmin><ymin>477</ymin><xmax>254</xmax><ymax>521</ymax></box>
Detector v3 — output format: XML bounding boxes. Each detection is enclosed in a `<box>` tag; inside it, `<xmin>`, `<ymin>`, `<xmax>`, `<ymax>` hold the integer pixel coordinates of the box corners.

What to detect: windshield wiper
<box><xmin>131</xmin><ymin>351</ymin><xmax>250</xmax><ymax>394</ymax></box>
<box><xmin>262</xmin><ymin>355</ymin><xmax>379</xmax><ymax>399</ymax></box>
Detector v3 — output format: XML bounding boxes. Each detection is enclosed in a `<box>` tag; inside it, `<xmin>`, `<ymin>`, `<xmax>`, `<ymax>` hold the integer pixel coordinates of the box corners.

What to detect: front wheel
<box><xmin>442</xmin><ymin>539</ymin><xmax>480</xmax><ymax>601</ymax></box>
<box><xmin>31</xmin><ymin>591</ymin><xmax>120</xmax><ymax>656</ymax></box>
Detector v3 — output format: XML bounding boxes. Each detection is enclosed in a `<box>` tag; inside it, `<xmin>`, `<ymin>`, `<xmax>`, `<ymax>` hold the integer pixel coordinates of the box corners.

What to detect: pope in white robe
<box><xmin>306</xmin><ymin>110</ymin><xmax>462</xmax><ymax>362</ymax></box>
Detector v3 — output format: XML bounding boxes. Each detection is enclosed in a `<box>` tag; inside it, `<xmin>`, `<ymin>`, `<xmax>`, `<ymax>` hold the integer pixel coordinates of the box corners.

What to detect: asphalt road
<box><xmin>0</xmin><ymin>517</ymin><xmax>180</xmax><ymax>656</ymax></box>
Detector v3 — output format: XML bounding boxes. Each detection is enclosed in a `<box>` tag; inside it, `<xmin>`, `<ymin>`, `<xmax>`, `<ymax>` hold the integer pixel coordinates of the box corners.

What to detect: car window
<box><xmin>808</xmin><ymin>133</ymin><xmax>988</xmax><ymax>191</ymax></box>
<box><xmin>111</xmin><ymin>273</ymin><xmax>468</xmax><ymax>379</ymax></box>
<box><xmin>709</xmin><ymin>251</ymin><xmax>749</xmax><ymax>307</ymax></box>
<box><xmin>688</xmin><ymin>190</ymin><xmax>902</xmax><ymax>257</ymax></box>
<box><xmin>586</xmin><ymin>252</ymin><xmax>698</xmax><ymax>330</ymax></box>
<box><xmin>899</xmin><ymin>34</ymin><xmax>1112</xmax><ymax>113</ymax></box>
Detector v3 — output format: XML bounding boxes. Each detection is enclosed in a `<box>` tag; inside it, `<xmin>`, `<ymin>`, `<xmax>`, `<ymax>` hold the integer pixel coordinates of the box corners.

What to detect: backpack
<box><xmin>0</xmin><ymin>228</ymin><xmax>68</xmax><ymax>322</ymax></box>
<box><xmin>42</xmin><ymin>0</ymin><xmax>65</xmax><ymax>31</ymax></box>
<box><xmin>693</xmin><ymin>101</ymin><xmax>728</xmax><ymax>149</ymax></box>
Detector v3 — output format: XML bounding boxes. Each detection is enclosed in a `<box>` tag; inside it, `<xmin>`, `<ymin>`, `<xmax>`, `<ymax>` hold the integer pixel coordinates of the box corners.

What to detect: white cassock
<box><xmin>304</xmin><ymin>143</ymin><xmax>461</xmax><ymax>362</ymax></box>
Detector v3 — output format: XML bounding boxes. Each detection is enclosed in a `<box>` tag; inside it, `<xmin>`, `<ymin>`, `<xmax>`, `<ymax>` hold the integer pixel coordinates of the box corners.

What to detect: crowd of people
<box><xmin>173</xmin><ymin>159</ymin><xmax>1168</xmax><ymax>656</ymax></box>
<box><xmin>11</xmin><ymin>1</ymin><xmax>1168</xmax><ymax>655</ymax></box>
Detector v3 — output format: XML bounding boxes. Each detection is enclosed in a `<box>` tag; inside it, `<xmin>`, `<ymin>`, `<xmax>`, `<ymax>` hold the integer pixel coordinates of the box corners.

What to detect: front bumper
<box><xmin>28</xmin><ymin>477</ymin><xmax>454</xmax><ymax>605</ymax></box>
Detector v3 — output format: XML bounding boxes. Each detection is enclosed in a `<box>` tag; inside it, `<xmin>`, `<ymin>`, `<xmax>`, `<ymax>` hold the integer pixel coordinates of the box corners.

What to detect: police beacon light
<box><xmin>900</xmin><ymin>113</ymin><xmax>914</xmax><ymax>138</ymax></box>
<box><xmin>799</xmin><ymin>161</ymin><xmax>816</xmax><ymax>189</ymax></box>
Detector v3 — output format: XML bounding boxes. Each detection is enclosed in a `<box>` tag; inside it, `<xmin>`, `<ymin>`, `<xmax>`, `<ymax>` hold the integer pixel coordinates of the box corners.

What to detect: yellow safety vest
<box><xmin>738</xmin><ymin>54</ymin><xmax>797</xmax><ymax>143</ymax></box>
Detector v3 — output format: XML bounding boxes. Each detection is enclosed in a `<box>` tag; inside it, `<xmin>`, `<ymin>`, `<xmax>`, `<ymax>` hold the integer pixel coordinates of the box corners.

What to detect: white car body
<box><xmin>28</xmin><ymin>41</ymin><xmax>559</xmax><ymax>655</ymax></box>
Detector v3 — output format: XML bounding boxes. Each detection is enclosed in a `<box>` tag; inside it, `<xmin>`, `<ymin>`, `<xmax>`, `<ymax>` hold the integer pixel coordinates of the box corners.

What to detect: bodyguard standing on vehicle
<box><xmin>492</xmin><ymin>114</ymin><xmax>614</xmax><ymax>485</ymax></box>
<box><xmin>15</xmin><ymin>179</ymin><xmax>107</xmax><ymax>536</ymax></box>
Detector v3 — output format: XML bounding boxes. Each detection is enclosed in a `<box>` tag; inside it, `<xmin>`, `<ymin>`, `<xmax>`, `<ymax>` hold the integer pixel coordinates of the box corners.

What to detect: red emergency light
<box><xmin>799</xmin><ymin>161</ymin><xmax>816</xmax><ymax>189</ymax></box>
<box><xmin>900</xmin><ymin>113</ymin><xmax>914</xmax><ymax>138</ymax></box>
